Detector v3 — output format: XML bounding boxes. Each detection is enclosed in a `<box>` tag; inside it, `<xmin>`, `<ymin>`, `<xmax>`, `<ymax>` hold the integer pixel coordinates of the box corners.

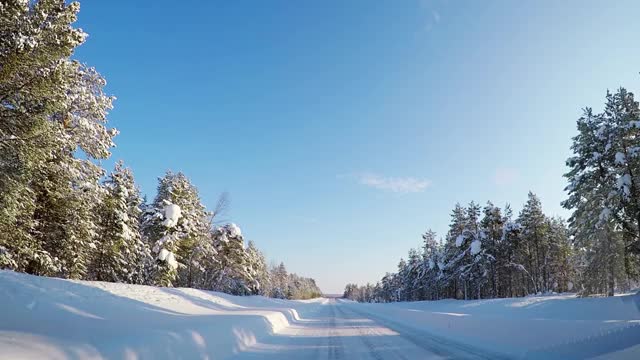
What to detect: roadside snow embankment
<box><xmin>0</xmin><ymin>270</ymin><xmax>324</xmax><ymax>360</ymax></box>
<box><xmin>2</xmin><ymin>270</ymin><xmax>639</xmax><ymax>359</ymax></box>
<box><xmin>341</xmin><ymin>292</ymin><xmax>640</xmax><ymax>359</ymax></box>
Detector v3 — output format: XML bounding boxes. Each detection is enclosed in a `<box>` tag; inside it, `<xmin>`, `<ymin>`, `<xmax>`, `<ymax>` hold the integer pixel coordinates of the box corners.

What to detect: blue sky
<box><xmin>75</xmin><ymin>0</ymin><xmax>640</xmax><ymax>293</ymax></box>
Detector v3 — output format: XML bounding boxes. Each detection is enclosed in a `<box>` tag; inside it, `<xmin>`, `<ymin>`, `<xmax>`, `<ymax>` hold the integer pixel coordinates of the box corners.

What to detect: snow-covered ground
<box><xmin>340</xmin><ymin>294</ymin><xmax>640</xmax><ymax>359</ymax></box>
<box><xmin>1</xmin><ymin>270</ymin><xmax>639</xmax><ymax>359</ymax></box>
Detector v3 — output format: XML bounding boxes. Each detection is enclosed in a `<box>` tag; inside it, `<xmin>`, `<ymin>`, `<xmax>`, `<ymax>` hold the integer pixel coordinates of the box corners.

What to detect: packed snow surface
<box><xmin>1</xmin><ymin>271</ymin><xmax>639</xmax><ymax>359</ymax></box>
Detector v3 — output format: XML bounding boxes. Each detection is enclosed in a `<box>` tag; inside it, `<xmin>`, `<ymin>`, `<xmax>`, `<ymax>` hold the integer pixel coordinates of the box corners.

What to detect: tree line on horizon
<box><xmin>0</xmin><ymin>1</ymin><xmax>321</xmax><ymax>300</ymax></box>
<box><xmin>344</xmin><ymin>89</ymin><xmax>640</xmax><ymax>302</ymax></box>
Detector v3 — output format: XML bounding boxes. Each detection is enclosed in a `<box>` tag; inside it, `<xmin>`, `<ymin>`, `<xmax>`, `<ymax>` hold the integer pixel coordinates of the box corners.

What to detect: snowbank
<box><xmin>2</xmin><ymin>270</ymin><xmax>638</xmax><ymax>359</ymax></box>
<box><xmin>0</xmin><ymin>270</ymin><xmax>324</xmax><ymax>360</ymax></box>
<box><xmin>341</xmin><ymin>292</ymin><xmax>640</xmax><ymax>359</ymax></box>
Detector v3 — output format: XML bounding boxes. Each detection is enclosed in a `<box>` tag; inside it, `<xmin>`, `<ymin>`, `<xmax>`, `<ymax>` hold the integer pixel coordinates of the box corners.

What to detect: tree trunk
<box><xmin>534</xmin><ymin>235</ymin><xmax>542</xmax><ymax>293</ymax></box>
<box><xmin>608</xmin><ymin>259</ymin><xmax>615</xmax><ymax>297</ymax></box>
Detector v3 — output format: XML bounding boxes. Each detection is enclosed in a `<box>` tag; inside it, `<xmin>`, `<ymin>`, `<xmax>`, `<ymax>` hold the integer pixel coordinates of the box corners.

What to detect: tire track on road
<box><xmin>328</xmin><ymin>302</ymin><xmax>344</xmax><ymax>359</ymax></box>
<box><xmin>340</xmin><ymin>302</ymin><xmax>508</xmax><ymax>360</ymax></box>
<box><xmin>334</xmin><ymin>302</ymin><xmax>405</xmax><ymax>360</ymax></box>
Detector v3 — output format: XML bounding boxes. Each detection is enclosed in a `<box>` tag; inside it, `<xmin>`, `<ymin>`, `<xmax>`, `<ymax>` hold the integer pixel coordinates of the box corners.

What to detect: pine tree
<box><xmin>402</xmin><ymin>248</ymin><xmax>421</xmax><ymax>301</ymax></box>
<box><xmin>270</xmin><ymin>262</ymin><xmax>289</xmax><ymax>299</ymax></box>
<box><xmin>396</xmin><ymin>258</ymin><xmax>408</xmax><ymax>301</ymax></box>
<box><xmin>142</xmin><ymin>171</ymin><xmax>211</xmax><ymax>287</ymax></box>
<box><xmin>480</xmin><ymin>202</ymin><xmax>504</xmax><ymax>297</ymax></box>
<box><xmin>602</xmin><ymin>89</ymin><xmax>640</xmax><ymax>282</ymax></box>
<box><xmin>518</xmin><ymin>192</ymin><xmax>549</xmax><ymax>294</ymax></box>
<box><xmin>91</xmin><ymin>161</ymin><xmax>151</xmax><ymax>284</ymax></box>
<box><xmin>0</xmin><ymin>1</ymin><xmax>116</xmax><ymax>278</ymax></box>
<box><xmin>246</xmin><ymin>240</ymin><xmax>270</xmax><ymax>296</ymax></box>
<box><xmin>546</xmin><ymin>217</ymin><xmax>573</xmax><ymax>292</ymax></box>
<box><xmin>419</xmin><ymin>229</ymin><xmax>443</xmax><ymax>300</ymax></box>
<box><xmin>442</xmin><ymin>203</ymin><xmax>467</xmax><ymax>298</ymax></box>
<box><xmin>500</xmin><ymin>218</ymin><xmax>526</xmax><ymax>297</ymax></box>
<box><xmin>209</xmin><ymin>223</ymin><xmax>256</xmax><ymax>295</ymax></box>
<box><xmin>563</xmin><ymin>103</ymin><xmax>632</xmax><ymax>295</ymax></box>
<box><xmin>286</xmin><ymin>273</ymin><xmax>322</xmax><ymax>300</ymax></box>
<box><xmin>443</xmin><ymin>202</ymin><xmax>485</xmax><ymax>299</ymax></box>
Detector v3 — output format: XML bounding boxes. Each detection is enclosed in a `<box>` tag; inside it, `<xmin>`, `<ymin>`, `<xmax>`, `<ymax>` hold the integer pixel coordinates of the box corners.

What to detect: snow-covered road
<box><xmin>1</xmin><ymin>271</ymin><xmax>639</xmax><ymax>359</ymax></box>
<box><xmin>235</xmin><ymin>299</ymin><xmax>489</xmax><ymax>359</ymax></box>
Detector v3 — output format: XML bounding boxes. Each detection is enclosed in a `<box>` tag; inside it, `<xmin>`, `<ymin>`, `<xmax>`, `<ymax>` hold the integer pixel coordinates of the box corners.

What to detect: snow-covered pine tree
<box><xmin>209</xmin><ymin>223</ymin><xmax>256</xmax><ymax>295</ymax></box>
<box><xmin>545</xmin><ymin>217</ymin><xmax>573</xmax><ymax>293</ymax></box>
<box><xmin>517</xmin><ymin>192</ymin><xmax>550</xmax><ymax>294</ymax></box>
<box><xmin>500</xmin><ymin>219</ymin><xmax>527</xmax><ymax>297</ymax></box>
<box><xmin>441</xmin><ymin>203</ymin><xmax>467</xmax><ymax>299</ymax></box>
<box><xmin>381</xmin><ymin>272</ymin><xmax>400</xmax><ymax>302</ymax></box>
<box><xmin>246</xmin><ymin>240</ymin><xmax>270</xmax><ymax>295</ymax></box>
<box><xmin>419</xmin><ymin>229</ymin><xmax>444</xmax><ymax>300</ymax></box>
<box><xmin>24</xmin><ymin>58</ymin><xmax>116</xmax><ymax>281</ymax></box>
<box><xmin>402</xmin><ymin>248</ymin><xmax>421</xmax><ymax>301</ymax></box>
<box><xmin>0</xmin><ymin>1</ymin><xmax>116</xmax><ymax>278</ymax></box>
<box><xmin>442</xmin><ymin>201</ymin><xmax>484</xmax><ymax>299</ymax></box>
<box><xmin>143</xmin><ymin>171</ymin><xmax>211</xmax><ymax>287</ymax></box>
<box><xmin>494</xmin><ymin>203</ymin><xmax>532</xmax><ymax>297</ymax></box>
<box><xmin>451</xmin><ymin>210</ymin><xmax>494</xmax><ymax>300</ymax></box>
<box><xmin>395</xmin><ymin>258</ymin><xmax>409</xmax><ymax>301</ymax></box>
<box><xmin>343</xmin><ymin>283</ymin><xmax>358</xmax><ymax>300</ymax></box>
<box><xmin>602</xmin><ymin>89</ymin><xmax>640</xmax><ymax>281</ymax></box>
<box><xmin>91</xmin><ymin>161</ymin><xmax>151</xmax><ymax>284</ymax></box>
<box><xmin>480</xmin><ymin>202</ymin><xmax>504</xmax><ymax>297</ymax></box>
<box><xmin>269</xmin><ymin>262</ymin><xmax>288</xmax><ymax>299</ymax></box>
<box><xmin>286</xmin><ymin>273</ymin><xmax>322</xmax><ymax>300</ymax></box>
<box><xmin>563</xmin><ymin>106</ymin><xmax>629</xmax><ymax>295</ymax></box>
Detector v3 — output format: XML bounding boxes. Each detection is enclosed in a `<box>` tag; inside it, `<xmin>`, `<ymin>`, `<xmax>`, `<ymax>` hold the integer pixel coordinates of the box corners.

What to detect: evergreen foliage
<box><xmin>0</xmin><ymin>0</ymin><xmax>321</xmax><ymax>301</ymax></box>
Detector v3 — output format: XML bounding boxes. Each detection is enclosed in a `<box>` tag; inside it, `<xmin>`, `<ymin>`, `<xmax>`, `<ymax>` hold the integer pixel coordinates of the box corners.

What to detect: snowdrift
<box><xmin>0</xmin><ymin>270</ymin><xmax>326</xmax><ymax>359</ymax></box>
<box><xmin>1</xmin><ymin>270</ymin><xmax>639</xmax><ymax>359</ymax></box>
<box><xmin>340</xmin><ymin>292</ymin><xmax>640</xmax><ymax>359</ymax></box>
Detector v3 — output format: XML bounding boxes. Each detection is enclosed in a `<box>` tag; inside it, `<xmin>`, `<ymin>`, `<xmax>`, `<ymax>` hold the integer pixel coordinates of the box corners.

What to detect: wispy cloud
<box><xmin>298</xmin><ymin>216</ymin><xmax>320</xmax><ymax>225</ymax></box>
<box><xmin>432</xmin><ymin>10</ymin><xmax>441</xmax><ymax>24</ymax></box>
<box><xmin>494</xmin><ymin>167</ymin><xmax>519</xmax><ymax>186</ymax></box>
<box><xmin>419</xmin><ymin>0</ymin><xmax>443</xmax><ymax>32</ymax></box>
<box><xmin>343</xmin><ymin>172</ymin><xmax>431</xmax><ymax>193</ymax></box>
